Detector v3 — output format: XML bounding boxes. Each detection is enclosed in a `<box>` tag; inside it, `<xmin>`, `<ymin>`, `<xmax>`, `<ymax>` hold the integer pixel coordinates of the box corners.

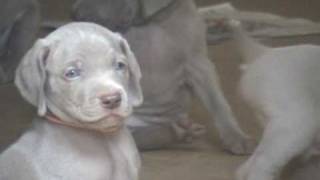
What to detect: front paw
<box><xmin>221</xmin><ymin>135</ymin><xmax>256</xmax><ymax>155</ymax></box>
<box><xmin>172</xmin><ymin>121</ymin><xmax>206</xmax><ymax>143</ymax></box>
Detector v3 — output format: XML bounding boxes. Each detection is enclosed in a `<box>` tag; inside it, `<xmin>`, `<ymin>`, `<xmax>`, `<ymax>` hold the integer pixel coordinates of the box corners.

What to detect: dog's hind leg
<box><xmin>236</xmin><ymin>111</ymin><xmax>317</xmax><ymax>180</ymax></box>
<box><xmin>186</xmin><ymin>55</ymin><xmax>255</xmax><ymax>155</ymax></box>
<box><xmin>129</xmin><ymin>117</ymin><xmax>206</xmax><ymax>150</ymax></box>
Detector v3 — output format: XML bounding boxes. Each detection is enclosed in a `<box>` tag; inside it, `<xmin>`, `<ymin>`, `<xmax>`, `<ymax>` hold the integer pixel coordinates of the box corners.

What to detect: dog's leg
<box><xmin>129</xmin><ymin>117</ymin><xmax>206</xmax><ymax>150</ymax></box>
<box><xmin>186</xmin><ymin>55</ymin><xmax>255</xmax><ymax>155</ymax></box>
<box><xmin>130</xmin><ymin>123</ymin><xmax>178</xmax><ymax>150</ymax></box>
<box><xmin>236</xmin><ymin>112</ymin><xmax>317</xmax><ymax>180</ymax></box>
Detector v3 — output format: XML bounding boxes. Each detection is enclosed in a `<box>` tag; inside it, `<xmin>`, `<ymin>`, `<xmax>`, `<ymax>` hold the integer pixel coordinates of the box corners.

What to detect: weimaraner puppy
<box><xmin>72</xmin><ymin>0</ymin><xmax>254</xmax><ymax>154</ymax></box>
<box><xmin>0</xmin><ymin>22</ymin><xmax>142</xmax><ymax>180</ymax></box>
<box><xmin>229</xmin><ymin>20</ymin><xmax>320</xmax><ymax>180</ymax></box>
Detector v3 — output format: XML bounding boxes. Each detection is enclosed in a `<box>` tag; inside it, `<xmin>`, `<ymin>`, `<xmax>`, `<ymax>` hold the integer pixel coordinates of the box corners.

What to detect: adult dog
<box><xmin>0</xmin><ymin>22</ymin><xmax>142</xmax><ymax>180</ymax></box>
<box><xmin>72</xmin><ymin>0</ymin><xmax>253</xmax><ymax>154</ymax></box>
<box><xmin>230</xmin><ymin>20</ymin><xmax>320</xmax><ymax>180</ymax></box>
<box><xmin>0</xmin><ymin>0</ymin><xmax>40</xmax><ymax>83</ymax></box>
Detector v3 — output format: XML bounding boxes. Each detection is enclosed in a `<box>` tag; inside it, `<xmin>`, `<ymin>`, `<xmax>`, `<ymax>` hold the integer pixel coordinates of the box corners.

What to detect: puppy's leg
<box><xmin>237</xmin><ymin>112</ymin><xmax>317</xmax><ymax>180</ymax></box>
<box><xmin>186</xmin><ymin>55</ymin><xmax>255</xmax><ymax>155</ymax></box>
<box><xmin>129</xmin><ymin>117</ymin><xmax>206</xmax><ymax>150</ymax></box>
<box><xmin>130</xmin><ymin>123</ymin><xmax>178</xmax><ymax>150</ymax></box>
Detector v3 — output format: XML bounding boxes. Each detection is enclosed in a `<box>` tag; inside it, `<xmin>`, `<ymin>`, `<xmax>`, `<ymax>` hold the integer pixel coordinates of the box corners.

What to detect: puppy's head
<box><xmin>15</xmin><ymin>22</ymin><xmax>143</xmax><ymax>132</ymax></box>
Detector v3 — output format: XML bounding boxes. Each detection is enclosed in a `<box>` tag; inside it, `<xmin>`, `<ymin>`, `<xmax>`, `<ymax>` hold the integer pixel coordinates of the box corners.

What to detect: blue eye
<box><xmin>115</xmin><ymin>61</ymin><xmax>127</xmax><ymax>71</ymax></box>
<box><xmin>64</xmin><ymin>67</ymin><xmax>82</xmax><ymax>80</ymax></box>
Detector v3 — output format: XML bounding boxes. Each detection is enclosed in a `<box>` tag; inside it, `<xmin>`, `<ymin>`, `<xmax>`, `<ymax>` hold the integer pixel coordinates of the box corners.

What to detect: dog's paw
<box><xmin>172</xmin><ymin>119</ymin><xmax>206</xmax><ymax>143</ymax></box>
<box><xmin>222</xmin><ymin>136</ymin><xmax>256</xmax><ymax>155</ymax></box>
<box><xmin>183</xmin><ymin>123</ymin><xmax>206</xmax><ymax>143</ymax></box>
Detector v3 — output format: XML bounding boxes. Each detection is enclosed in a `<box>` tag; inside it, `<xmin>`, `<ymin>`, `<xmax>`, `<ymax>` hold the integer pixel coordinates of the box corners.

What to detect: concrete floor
<box><xmin>1</xmin><ymin>0</ymin><xmax>320</xmax><ymax>180</ymax></box>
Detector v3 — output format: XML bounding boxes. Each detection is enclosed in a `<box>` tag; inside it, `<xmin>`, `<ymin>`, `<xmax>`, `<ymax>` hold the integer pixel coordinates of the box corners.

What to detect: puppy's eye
<box><xmin>114</xmin><ymin>61</ymin><xmax>127</xmax><ymax>71</ymax></box>
<box><xmin>64</xmin><ymin>67</ymin><xmax>82</xmax><ymax>80</ymax></box>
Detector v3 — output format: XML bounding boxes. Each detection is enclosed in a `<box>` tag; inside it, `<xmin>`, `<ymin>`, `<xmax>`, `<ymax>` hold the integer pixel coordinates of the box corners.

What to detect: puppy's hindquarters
<box><xmin>235</xmin><ymin>33</ymin><xmax>320</xmax><ymax>180</ymax></box>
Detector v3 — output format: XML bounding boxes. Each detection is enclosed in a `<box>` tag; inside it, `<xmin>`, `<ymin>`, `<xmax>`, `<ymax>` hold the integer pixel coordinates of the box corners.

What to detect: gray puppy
<box><xmin>229</xmin><ymin>20</ymin><xmax>320</xmax><ymax>180</ymax></box>
<box><xmin>0</xmin><ymin>22</ymin><xmax>141</xmax><ymax>180</ymax></box>
<box><xmin>73</xmin><ymin>0</ymin><xmax>253</xmax><ymax>153</ymax></box>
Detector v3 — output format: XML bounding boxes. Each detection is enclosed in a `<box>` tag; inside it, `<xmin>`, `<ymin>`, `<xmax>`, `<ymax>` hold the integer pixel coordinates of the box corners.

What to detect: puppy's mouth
<box><xmin>96</xmin><ymin>113</ymin><xmax>126</xmax><ymax>121</ymax></box>
<box><xmin>90</xmin><ymin>114</ymin><xmax>126</xmax><ymax>133</ymax></box>
<box><xmin>82</xmin><ymin>110</ymin><xmax>129</xmax><ymax>123</ymax></box>
<box><xmin>77</xmin><ymin>99</ymin><xmax>131</xmax><ymax>123</ymax></box>
<box><xmin>46</xmin><ymin>112</ymin><xmax>127</xmax><ymax>134</ymax></box>
<box><xmin>76</xmin><ymin>113</ymin><xmax>127</xmax><ymax>133</ymax></box>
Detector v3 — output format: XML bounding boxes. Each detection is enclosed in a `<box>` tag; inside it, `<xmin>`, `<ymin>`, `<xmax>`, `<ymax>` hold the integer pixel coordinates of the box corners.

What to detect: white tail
<box><xmin>227</xmin><ymin>19</ymin><xmax>268</xmax><ymax>63</ymax></box>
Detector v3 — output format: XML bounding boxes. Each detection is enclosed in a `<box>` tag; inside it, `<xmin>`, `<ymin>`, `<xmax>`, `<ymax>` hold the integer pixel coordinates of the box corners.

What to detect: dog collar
<box><xmin>45</xmin><ymin>114</ymin><xmax>122</xmax><ymax>134</ymax></box>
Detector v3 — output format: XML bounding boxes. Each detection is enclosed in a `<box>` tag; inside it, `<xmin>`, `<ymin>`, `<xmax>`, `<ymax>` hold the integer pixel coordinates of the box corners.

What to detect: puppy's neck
<box><xmin>45</xmin><ymin>113</ymin><xmax>90</xmax><ymax>131</ymax></box>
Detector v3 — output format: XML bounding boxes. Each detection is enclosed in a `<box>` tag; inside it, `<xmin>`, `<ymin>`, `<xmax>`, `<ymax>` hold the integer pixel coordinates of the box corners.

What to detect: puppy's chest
<box><xmin>61</xmin><ymin>157</ymin><xmax>110</xmax><ymax>179</ymax></box>
<box><xmin>34</xmin><ymin>133</ymin><xmax>135</xmax><ymax>180</ymax></box>
<box><xmin>37</xmin><ymin>145</ymin><xmax>112</xmax><ymax>179</ymax></box>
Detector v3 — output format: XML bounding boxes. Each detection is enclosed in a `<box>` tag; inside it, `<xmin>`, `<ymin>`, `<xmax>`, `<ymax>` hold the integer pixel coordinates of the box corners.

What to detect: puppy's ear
<box><xmin>118</xmin><ymin>36</ymin><xmax>143</xmax><ymax>107</ymax></box>
<box><xmin>15</xmin><ymin>39</ymin><xmax>50</xmax><ymax>116</ymax></box>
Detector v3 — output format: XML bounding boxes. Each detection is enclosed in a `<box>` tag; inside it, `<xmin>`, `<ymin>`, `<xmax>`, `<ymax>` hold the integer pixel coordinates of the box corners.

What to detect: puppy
<box><xmin>229</xmin><ymin>20</ymin><xmax>320</xmax><ymax>180</ymax></box>
<box><xmin>0</xmin><ymin>22</ymin><xmax>142</xmax><ymax>180</ymax></box>
<box><xmin>72</xmin><ymin>0</ymin><xmax>254</xmax><ymax>154</ymax></box>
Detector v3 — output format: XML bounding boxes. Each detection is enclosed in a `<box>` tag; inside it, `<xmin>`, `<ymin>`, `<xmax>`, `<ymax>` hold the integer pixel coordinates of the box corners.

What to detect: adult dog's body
<box><xmin>0</xmin><ymin>0</ymin><xmax>40</xmax><ymax>83</ymax></box>
<box><xmin>230</xmin><ymin>21</ymin><xmax>320</xmax><ymax>180</ymax></box>
<box><xmin>72</xmin><ymin>0</ymin><xmax>253</xmax><ymax>153</ymax></box>
<box><xmin>0</xmin><ymin>23</ymin><xmax>141</xmax><ymax>180</ymax></box>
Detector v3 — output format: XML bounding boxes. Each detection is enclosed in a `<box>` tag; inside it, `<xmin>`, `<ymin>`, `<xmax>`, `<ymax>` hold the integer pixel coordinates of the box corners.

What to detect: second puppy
<box><xmin>230</xmin><ymin>20</ymin><xmax>320</xmax><ymax>180</ymax></box>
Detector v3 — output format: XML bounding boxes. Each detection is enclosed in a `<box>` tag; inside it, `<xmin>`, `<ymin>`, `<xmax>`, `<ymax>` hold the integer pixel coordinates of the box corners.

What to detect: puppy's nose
<box><xmin>100</xmin><ymin>93</ymin><xmax>122</xmax><ymax>109</ymax></box>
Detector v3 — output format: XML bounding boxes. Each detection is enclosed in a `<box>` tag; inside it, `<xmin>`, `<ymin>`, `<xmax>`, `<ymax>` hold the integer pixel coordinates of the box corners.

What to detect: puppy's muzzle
<box><xmin>100</xmin><ymin>92</ymin><xmax>122</xmax><ymax>109</ymax></box>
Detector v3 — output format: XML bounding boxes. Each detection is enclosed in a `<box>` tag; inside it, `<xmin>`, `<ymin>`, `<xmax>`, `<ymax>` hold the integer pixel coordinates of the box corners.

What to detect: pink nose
<box><xmin>100</xmin><ymin>92</ymin><xmax>122</xmax><ymax>109</ymax></box>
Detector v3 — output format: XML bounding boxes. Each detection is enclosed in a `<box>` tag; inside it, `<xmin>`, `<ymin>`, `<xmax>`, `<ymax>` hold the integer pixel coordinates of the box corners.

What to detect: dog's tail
<box><xmin>226</xmin><ymin>19</ymin><xmax>268</xmax><ymax>63</ymax></box>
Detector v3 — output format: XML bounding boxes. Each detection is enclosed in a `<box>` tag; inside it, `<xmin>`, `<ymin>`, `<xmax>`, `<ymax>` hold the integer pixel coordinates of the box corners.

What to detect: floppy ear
<box><xmin>15</xmin><ymin>39</ymin><xmax>50</xmax><ymax>116</ymax></box>
<box><xmin>140</xmin><ymin>0</ymin><xmax>174</xmax><ymax>18</ymax></box>
<box><xmin>118</xmin><ymin>36</ymin><xmax>143</xmax><ymax>107</ymax></box>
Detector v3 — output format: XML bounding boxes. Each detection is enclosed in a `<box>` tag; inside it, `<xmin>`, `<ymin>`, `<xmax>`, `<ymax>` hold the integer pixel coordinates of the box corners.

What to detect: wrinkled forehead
<box><xmin>47</xmin><ymin>31</ymin><xmax>123</xmax><ymax>69</ymax></box>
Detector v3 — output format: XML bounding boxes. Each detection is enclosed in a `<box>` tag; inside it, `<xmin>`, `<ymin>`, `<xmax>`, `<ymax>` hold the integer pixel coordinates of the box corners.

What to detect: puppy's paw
<box><xmin>172</xmin><ymin>119</ymin><xmax>206</xmax><ymax>143</ymax></box>
<box><xmin>183</xmin><ymin>123</ymin><xmax>207</xmax><ymax>143</ymax></box>
<box><xmin>222</xmin><ymin>135</ymin><xmax>256</xmax><ymax>155</ymax></box>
